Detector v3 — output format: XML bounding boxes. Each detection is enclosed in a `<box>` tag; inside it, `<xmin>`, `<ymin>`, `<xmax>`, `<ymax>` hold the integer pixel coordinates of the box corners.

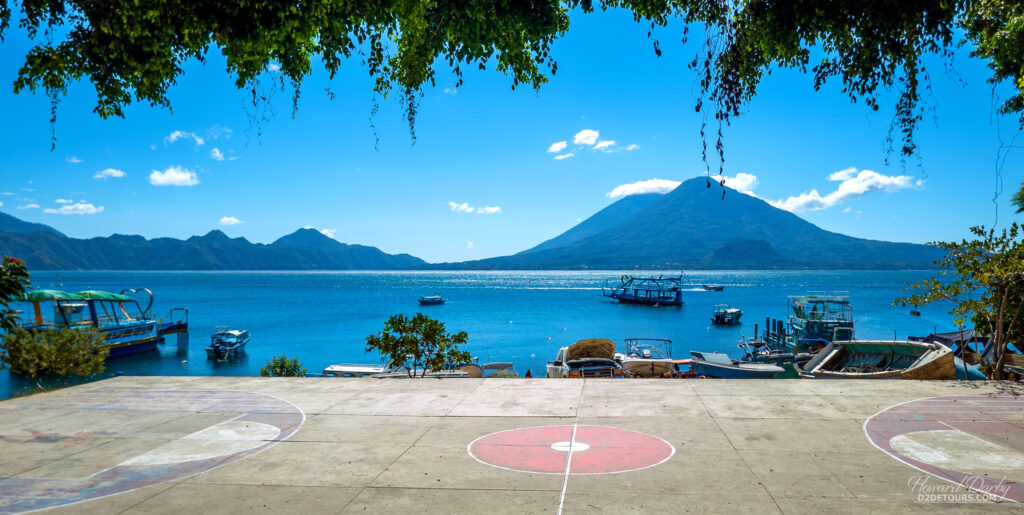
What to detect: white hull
<box><xmin>621</xmin><ymin>359</ymin><xmax>674</xmax><ymax>377</ymax></box>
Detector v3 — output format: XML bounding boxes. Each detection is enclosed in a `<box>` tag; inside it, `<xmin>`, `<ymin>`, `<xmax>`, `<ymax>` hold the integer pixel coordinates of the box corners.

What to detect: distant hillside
<box><xmin>436</xmin><ymin>177</ymin><xmax>942</xmax><ymax>270</ymax></box>
<box><xmin>0</xmin><ymin>216</ymin><xmax>426</xmax><ymax>270</ymax></box>
<box><xmin>0</xmin><ymin>212</ymin><xmax>66</xmax><ymax>238</ymax></box>
<box><xmin>519</xmin><ymin>193</ymin><xmax>662</xmax><ymax>255</ymax></box>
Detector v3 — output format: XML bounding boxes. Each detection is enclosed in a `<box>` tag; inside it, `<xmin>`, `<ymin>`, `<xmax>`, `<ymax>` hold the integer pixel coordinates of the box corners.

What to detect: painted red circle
<box><xmin>864</xmin><ymin>394</ymin><xmax>1024</xmax><ymax>502</ymax></box>
<box><xmin>467</xmin><ymin>425</ymin><xmax>674</xmax><ymax>474</ymax></box>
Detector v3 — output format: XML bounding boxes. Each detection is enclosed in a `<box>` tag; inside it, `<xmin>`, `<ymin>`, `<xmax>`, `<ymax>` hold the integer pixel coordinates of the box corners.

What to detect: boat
<box><xmin>702</xmin><ymin>284</ymin><xmax>724</xmax><ymax>291</ymax></box>
<box><xmin>672</xmin><ymin>359</ymin><xmax>695</xmax><ymax>377</ymax></box>
<box><xmin>454</xmin><ymin>361</ymin><xmax>519</xmax><ymax>378</ymax></box>
<box><xmin>786</xmin><ymin>292</ymin><xmax>854</xmax><ymax>352</ymax></box>
<box><xmin>711</xmin><ymin>304</ymin><xmax>743</xmax><ymax>325</ymax></box>
<box><xmin>546</xmin><ymin>338</ymin><xmax>624</xmax><ymax>378</ymax></box>
<box><xmin>797</xmin><ymin>340</ymin><xmax>956</xmax><ymax>380</ymax></box>
<box><xmin>323</xmin><ymin>362</ymin><xmax>392</xmax><ymax>377</ymax></box>
<box><xmin>11</xmin><ymin>288</ymin><xmax>186</xmax><ymax>358</ymax></box>
<box><xmin>205</xmin><ymin>328</ymin><xmax>249</xmax><ymax>360</ymax></box>
<box><xmin>418</xmin><ymin>295</ymin><xmax>445</xmax><ymax>306</ymax></box>
<box><xmin>689</xmin><ymin>350</ymin><xmax>785</xmax><ymax>379</ymax></box>
<box><xmin>615</xmin><ymin>338</ymin><xmax>674</xmax><ymax>377</ymax></box>
<box><xmin>602</xmin><ymin>274</ymin><xmax>683</xmax><ymax>307</ymax></box>
<box><xmin>373</xmin><ymin>366</ymin><xmax>471</xmax><ymax>378</ymax></box>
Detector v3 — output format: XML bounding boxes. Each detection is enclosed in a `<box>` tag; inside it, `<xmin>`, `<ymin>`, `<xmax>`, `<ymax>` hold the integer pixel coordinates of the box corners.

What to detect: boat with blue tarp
<box><xmin>602</xmin><ymin>274</ymin><xmax>683</xmax><ymax>306</ymax></box>
<box><xmin>11</xmin><ymin>288</ymin><xmax>187</xmax><ymax>358</ymax></box>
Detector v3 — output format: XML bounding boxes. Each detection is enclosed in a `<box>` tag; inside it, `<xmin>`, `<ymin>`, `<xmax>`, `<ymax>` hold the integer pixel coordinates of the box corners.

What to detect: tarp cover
<box><xmin>75</xmin><ymin>290</ymin><xmax>134</xmax><ymax>302</ymax></box>
<box><xmin>568</xmin><ymin>338</ymin><xmax>616</xmax><ymax>360</ymax></box>
<box><xmin>12</xmin><ymin>289</ymin><xmax>81</xmax><ymax>301</ymax></box>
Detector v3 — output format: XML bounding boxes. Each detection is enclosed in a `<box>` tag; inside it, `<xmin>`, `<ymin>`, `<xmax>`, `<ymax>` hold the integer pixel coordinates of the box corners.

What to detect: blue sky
<box><xmin>1</xmin><ymin>8</ymin><xmax>1022</xmax><ymax>263</ymax></box>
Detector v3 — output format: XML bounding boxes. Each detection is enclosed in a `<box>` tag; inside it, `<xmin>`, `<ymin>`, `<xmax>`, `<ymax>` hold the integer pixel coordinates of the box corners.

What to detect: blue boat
<box><xmin>602</xmin><ymin>274</ymin><xmax>683</xmax><ymax>306</ymax></box>
<box><xmin>418</xmin><ymin>295</ymin><xmax>445</xmax><ymax>306</ymax></box>
<box><xmin>12</xmin><ymin>288</ymin><xmax>187</xmax><ymax>358</ymax></box>
<box><xmin>206</xmin><ymin>328</ymin><xmax>250</xmax><ymax>360</ymax></box>
<box><xmin>689</xmin><ymin>351</ymin><xmax>785</xmax><ymax>379</ymax></box>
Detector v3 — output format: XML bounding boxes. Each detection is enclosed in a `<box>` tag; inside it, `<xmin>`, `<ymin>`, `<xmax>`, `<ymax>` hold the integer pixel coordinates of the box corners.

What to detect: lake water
<box><xmin>1</xmin><ymin>270</ymin><xmax>956</xmax><ymax>398</ymax></box>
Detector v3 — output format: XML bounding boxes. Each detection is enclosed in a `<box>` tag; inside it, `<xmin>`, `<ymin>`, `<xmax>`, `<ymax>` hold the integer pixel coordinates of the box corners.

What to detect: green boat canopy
<box><xmin>12</xmin><ymin>289</ymin><xmax>82</xmax><ymax>301</ymax></box>
<box><xmin>74</xmin><ymin>290</ymin><xmax>135</xmax><ymax>302</ymax></box>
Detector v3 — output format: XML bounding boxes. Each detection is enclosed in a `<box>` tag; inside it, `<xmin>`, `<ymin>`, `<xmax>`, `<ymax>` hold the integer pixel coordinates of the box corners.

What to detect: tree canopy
<box><xmin>3</xmin><ymin>1</ymin><xmax>1024</xmax><ymax>170</ymax></box>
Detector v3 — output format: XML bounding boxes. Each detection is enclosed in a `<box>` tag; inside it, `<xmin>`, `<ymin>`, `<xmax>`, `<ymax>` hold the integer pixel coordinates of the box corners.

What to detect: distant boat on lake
<box><xmin>418</xmin><ymin>295</ymin><xmax>445</xmax><ymax>306</ymax></box>
<box><xmin>711</xmin><ymin>304</ymin><xmax>743</xmax><ymax>325</ymax></box>
<box><xmin>602</xmin><ymin>274</ymin><xmax>683</xmax><ymax>307</ymax></box>
<box><xmin>206</xmin><ymin>328</ymin><xmax>249</xmax><ymax>360</ymax></box>
<box><xmin>702</xmin><ymin>284</ymin><xmax>724</xmax><ymax>291</ymax></box>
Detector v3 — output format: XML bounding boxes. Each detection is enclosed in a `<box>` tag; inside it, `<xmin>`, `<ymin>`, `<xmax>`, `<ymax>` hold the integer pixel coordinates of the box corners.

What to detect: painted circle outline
<box><xmin>7</xmin><ymin>387</ymin><xmax>307</xmax><ymax>514</ymax></box>
<box><xmin>862</xmin><ymin>394</ymin><xmax>1022</xmax><ymax>504</ymax></box>
<box><xmin>466</xmin><ymin>424</ymin><xmax>676</xmax><ymax>475</ymax></box>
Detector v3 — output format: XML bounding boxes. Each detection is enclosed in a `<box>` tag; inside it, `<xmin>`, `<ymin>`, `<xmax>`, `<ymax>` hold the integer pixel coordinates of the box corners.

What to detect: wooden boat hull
<box><xmin>798</xmin><ymin>340</ymin><xmax>956</xmax><ymax>380</ymax></box>
<box><xmin>621</xmin><ymin>359</ymin><xmax>675</xmax><ymax>378</ymax></box>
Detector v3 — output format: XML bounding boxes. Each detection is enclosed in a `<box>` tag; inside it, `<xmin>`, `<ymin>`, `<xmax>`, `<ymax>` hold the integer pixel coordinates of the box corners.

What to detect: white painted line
<box><xmin>862</xmin><ymin>395</ymin><xmax>1019</xmax><ymax>504</ymax></box>
<box><xmin>557</xmin><ymin>384</ymin><xmax>586</xmax><ymax>515</ymax></box>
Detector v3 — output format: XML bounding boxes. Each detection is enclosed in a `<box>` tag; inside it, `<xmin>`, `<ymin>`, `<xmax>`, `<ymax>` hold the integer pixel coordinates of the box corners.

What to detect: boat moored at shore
<box><xmin>11</xmin><ymin>288</ymin><xmax>186</xmax><ymax>358</ymax></box>
<box><xmin>797</xmin><ymin>340</ymin><xmax>956</xmax><ymax>379</ymax></box>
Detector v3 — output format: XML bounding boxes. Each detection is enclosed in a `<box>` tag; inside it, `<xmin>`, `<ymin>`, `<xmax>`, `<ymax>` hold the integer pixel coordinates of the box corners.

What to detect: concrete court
<box><xmin>0</xmin><ymin>376</ymin><xmax>1022</xmax><ymax>514</ymax></box>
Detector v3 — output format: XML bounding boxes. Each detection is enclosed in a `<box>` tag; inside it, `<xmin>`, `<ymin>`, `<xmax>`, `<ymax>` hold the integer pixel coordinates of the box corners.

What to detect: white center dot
<box><xmin>550</xmin><ymin>441</ymin><xmax>590</xmax><ymax>452</ymax></box>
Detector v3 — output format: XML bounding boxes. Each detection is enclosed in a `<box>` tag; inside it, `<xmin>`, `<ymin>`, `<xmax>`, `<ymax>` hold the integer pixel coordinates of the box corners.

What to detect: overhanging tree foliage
<box><xmin>1</xmin><ymin>256</ymin><xmax>31</xmax><ymax>331</ymax></box>
<box><xmin>895</xmin><ymin>224</ymin><xmax>1024</xmax><ymax>379</ymax></box>
<box><xmin>3</xmin><ymin>1</ymin><xmax>1023</xmax><ymax>195</ymax></box>
<box><xmin>365</xmin><ymin>313</ymin><xmax>471</xmax><ymax>377</ymax></box>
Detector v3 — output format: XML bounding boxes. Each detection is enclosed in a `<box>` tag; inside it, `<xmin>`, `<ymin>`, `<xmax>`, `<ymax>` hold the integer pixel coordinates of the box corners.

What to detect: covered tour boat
<box><xmin>602</xmin><ymin>274</ymin><xmax>683</xmax><ymax>307</ymax></box>
<box><xmin>11</xmin><ymin>288</ymin><xmax>187</xmax><ymax>358</ymax></box>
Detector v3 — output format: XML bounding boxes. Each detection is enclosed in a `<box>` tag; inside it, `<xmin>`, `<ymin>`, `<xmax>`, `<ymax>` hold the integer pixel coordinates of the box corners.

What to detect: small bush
<box><xmin>260</xmin><ymin>355</ymin><xmax>306</xmax><ymax>377</ymax></box>
<box><xmin>0</xmin><ymin>327</ymin><xmax>109</xmax><ymax>390</ymax></box>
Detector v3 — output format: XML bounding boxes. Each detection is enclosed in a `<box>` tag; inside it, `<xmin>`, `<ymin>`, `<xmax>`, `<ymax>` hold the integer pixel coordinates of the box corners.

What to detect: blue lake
<box><xmin>1</xmin><ymin>270</ymin><xmax>956</xmax><ymax>398</ymax></box>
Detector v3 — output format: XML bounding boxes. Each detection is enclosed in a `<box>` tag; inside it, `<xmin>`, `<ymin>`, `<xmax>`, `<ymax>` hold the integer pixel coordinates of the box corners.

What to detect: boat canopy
<box><xmin>568</xmin><ymin>338</ymin><xmax>616</xmax><ymax>360</ymax></box>
<box><xmin>75</xmin><ymin>290</ymin><xmax>135</xmax><ymax>302</ymax></box>
<box><xmin>13</xmin><ymin>289</ymin><xmax>83</xmax><ymax>301</ymax></box>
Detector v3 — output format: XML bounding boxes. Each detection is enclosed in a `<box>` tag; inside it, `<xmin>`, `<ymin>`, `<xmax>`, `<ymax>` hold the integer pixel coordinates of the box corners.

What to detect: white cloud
<box><xmin>16</xmin><ymin>204</ymin><xmax>38</xmax><ymax>210</ymax></box>
<box><xmin>207</xmin><ymin>125</ymin><xmax>233</xmax><ymax>140</ymax></box>
<box><xmin>448</xmin><ymin>201</ymin><xmax>474</xmax><ymax>213</ymax></box>
<box><xmin>594</xmin><ymin>140</ymin><xmax>616</xmax><ymax>152</ymax></box>
<box><xmin>55</xmin><ymin>198</ymin><xmax>73</xmax><ymax>204</ymax></box>
<box><xmin>163</xmin><ymin>130</ymin><xmax>205</xmax><ymax>146</ymax></box>
<box><xmin>573</xmin><ymin>129</ymin><xmax>600</xmax><ymax>146</ymax></box>
<box><xmin>66</xmin><ymin>156</ymin><xmax>83</xmax><ymax>164</ymax></box>
<box><xmin>553</xmin><ymin>152</ymin><xmax>575</xmax><ymax>160</ymax></box>
<box><xmin>267</xmin><ymin>63</ymin><xmax>281</xmax><ymax>72</ymax></box>
<box><xmin>319</xmin><ymin>228</ymin><xmax>337</xmax><ymax>238</ymax></box>
<box><xmin>449</xmin><ymin>202</ymin><xmax>501</xmax><ymax>215</ymax></box>
<box><xmin>720</xmin><ymin>173</ymin><xmax>760</xmax><ymax>196</ymax></box>
<box><xmin>0</xmin><ymin>192</ymin><xmax>12</xmax><ymax>196</ymax></box>
<box><xmin>828</xmin><ymin>167</ymin><xmax>857</xmax><ymax>182</ymax></box>
<box><xmin>94</xmin><ymin>168</ymin><xmax>127</xmax><ymax>179</ymax></box>
<box><xmin>44</xmin><ymin>202</ymin><xmax>103</xmax><ymax>215</ymax></box>
<box><xmin>443</xmin><ymin>87</ymin><xmax>458</xmax><ymax>95</ymax></box>
<box><xmin>149</xmin><ymin>166</ymin><xmax>199</xmax><ymax>186</ymax></box>
<box><xmin>466</xmin><ymin>241</ymin><xmax>474</xmax><ymax>250</ymax></box>
<box><xmin>210</xmin><ymin>148</ymin><xmax>225</xmax><ymax>161</ymax></box>
<box><xmin>842</xmin><ymin>207</ymin><xmax>852</xmax><ymax>214</ymax></box>
<box><xmin>219</xmin><ymin>216</ymin><xmax>243</xmax><ymax>226</ymax></box>
<box><xmin>625</xmin><ymin>144</ymin><xmax>639</xmax><ymax>151</ymax></box>
<box><xmin>768</xmin><ymin>168</ymin><xmax>920</xmax><ymax>213</ymax></box>
<box><xmin>606</xmin><ymin>178</ymin><xmax>681</xmax><ymax>199</ymax></box>
<box><xmin>547</xmin><ymin>140</ymin><xmax>568</xmax><ymax>153</ymax></box>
